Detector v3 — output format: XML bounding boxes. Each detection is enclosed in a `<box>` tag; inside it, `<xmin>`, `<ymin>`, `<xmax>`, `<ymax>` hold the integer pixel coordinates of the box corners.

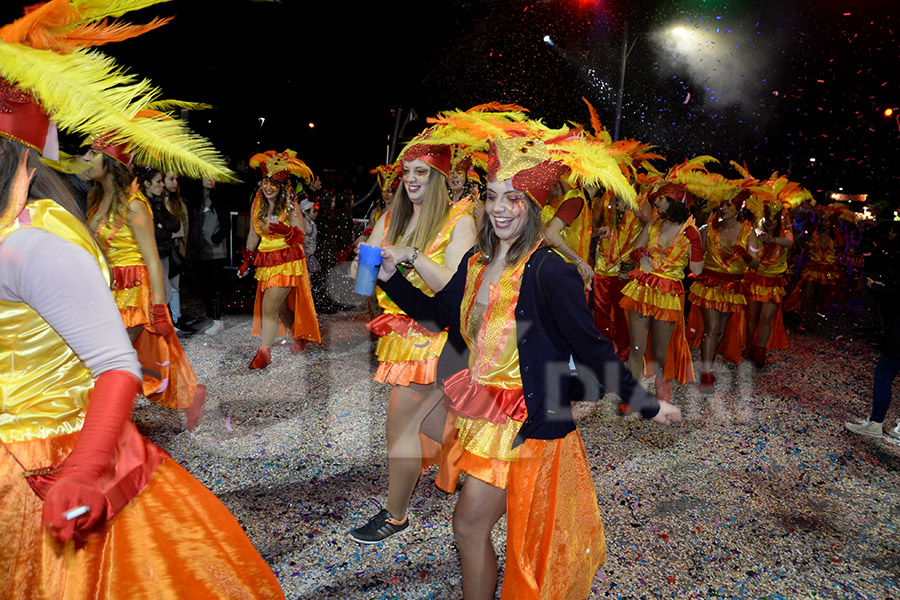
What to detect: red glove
<box><xmin>684</xmin><ymin>227</ymin><xmax>703</xmax><ymax>262</ymax></box>
<box><xmin>268</xmin><ymin>222</ymin><xmax>303</xmax><ymax>246</ymax></box>
<box><xmin>733</xmin><ymin>245</ymin><xmax>754</xmax><ymax>264</ymax></box>
<box><xmin>151</xmin><ymin>304</ymin><xmax>174</xmax><ymax>336</ymax></box>
<box><xmin>237</xmin><ymin>247</ymin><xmax>257</xmax><ymax>278</ymax></box>
<box><xmin>42</xmin><ymin>370</ymin><xmax>140</xmax><ymax>543</ymax></box>
<box><xmin>629</xmin><ymin>247</ymin><xmax>649</xmax><ymax>263</ymax></box>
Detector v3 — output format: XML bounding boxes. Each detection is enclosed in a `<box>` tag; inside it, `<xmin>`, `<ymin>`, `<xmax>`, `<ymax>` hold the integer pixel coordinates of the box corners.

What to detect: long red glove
<box><xmin>237</xmin><ymin>247</ymin><xmax>257</xmax><ymax>278</ymax></box>
<box><xmin>42</xmin><ymin>370</ymin><xmax>141</xmax><ymax>543</ymax></box>
<box><xmin>684</xmin><ymin>227</ymin><xmax>703</xmax><ymax>262</ymax></box>
<box><xmin>268</xmin><ymin>221</ymin><xmax>304</xmax><ymax>246</ymax></box>
<box><xmin>733</xmin><ymin>245</ymin><xmax>755</xmax><ymax>264</ymax></box>
<box><xmin>151</xmin><ymin>303</ymin><xmax>174</xmax><ymax>336</ymax></box>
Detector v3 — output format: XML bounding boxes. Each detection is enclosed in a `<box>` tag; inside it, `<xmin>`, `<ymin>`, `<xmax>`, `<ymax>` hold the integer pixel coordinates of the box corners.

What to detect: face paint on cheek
<box><xmin>508</xmin><ymin>197</ymin><xmax>526</xmax><ymax>218</ymax></box>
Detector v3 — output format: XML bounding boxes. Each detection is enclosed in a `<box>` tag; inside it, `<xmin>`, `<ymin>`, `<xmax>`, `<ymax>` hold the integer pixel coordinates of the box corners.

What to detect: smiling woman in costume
<box><xmin>348</xmin><ymin>137</ymin><xmax>477</xmax><ymax>544</ymax></box>
<box><xmin>375</xmin><ymin>134</ymin><xmax>681</xmax><ymax>600</ymax></box>
<box><xmin>238</xmin><ymin>149</ymin><xmax>321</xmax><ymax>369</ymax></box>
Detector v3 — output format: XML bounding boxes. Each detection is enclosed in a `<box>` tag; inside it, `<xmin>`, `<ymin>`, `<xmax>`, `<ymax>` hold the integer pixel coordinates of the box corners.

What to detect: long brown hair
<box><xmin>86</xmin><ymin>154</ymin><xmax>134</xmax><ymax>222</ymax></box>
<box><xmin>255</xmin><ymin>177</ymin><xmax>296</xmax><ymax>227</ymax></box>
<box><xmin>0</xmin><ymin>138</ymin><xmax>84</xmax><ymax>221</ymax></box>
<box><xmin>385</xmin><ymin>167</ymin><xmax>451</xmax><ymax>250</ymax></box>
<box><xmin>476</xmin><ymin>196</ymin><xmax>544</xmax><ymax>266</ymax></box>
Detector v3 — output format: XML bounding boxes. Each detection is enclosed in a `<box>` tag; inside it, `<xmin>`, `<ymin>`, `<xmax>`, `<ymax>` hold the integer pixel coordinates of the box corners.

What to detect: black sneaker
<box><xmin>348</xmin><ymin>508</ymin><xmax>408</xmax><ymax>544</ymax></box>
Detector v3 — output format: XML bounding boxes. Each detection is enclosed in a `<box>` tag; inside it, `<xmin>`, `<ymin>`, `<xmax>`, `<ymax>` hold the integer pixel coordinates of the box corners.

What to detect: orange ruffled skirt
<box><xmin>0</xmin><ymin>432</ymin><xmax>284</xmax><ymax>600</ymax></box>
<box><xmin>456</xmin><ymin>430</ymin><xmax>605</xmax><ymax>600</ymax></box>
<box><xmin>368</xmin><ymin>312</ymin><xmax>446</xmax><ymax>386</ymax></box>
<box><xmin>252</xmin><ymin>250</ymin><xmax>321</xmax><ymax>344</ymax></box>
<box><xmin>620</xmin><ymin>273</ymin><xmax>695</xmax><ymax>383</ymax></box>
<box><xmin>111</xmin><ymin>265</ymin><xmax>198</xmax><ymax>410</ymax></box>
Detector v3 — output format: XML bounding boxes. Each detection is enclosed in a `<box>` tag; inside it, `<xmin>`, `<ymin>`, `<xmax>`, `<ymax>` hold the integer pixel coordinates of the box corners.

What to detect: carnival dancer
<box><xmin>620</xmin><ymin>177</ymin><xmax>705</xmax><ymax>401</ymax></box>
<box><xmin>0</xmin><ymin>3</ymin><xmax>283</xmax><ymax>594</ymax></box>
<box><xmin>81</xmin><ymin>139</ymin><xmax>206</xmax><ymax>429</ymax></box>
<box><xmin>348</xmin><ymin>136</ymin><xmax>477</xmax><ymax>543</ymax></box>
<box><xmin>375</xmin><ymin>134</ymin><xmax>681</xmax><ymax>600</ymax></box>
<box><xmin>238</xmin><ymin>149</ymin><xmax>321</xmax><ymax>369</ymax></box>
<box><xmin>686</xmin><ymin>185</ymin><xmax>760</xmax><ymax>393</ymax></box>
<box><xmin>592</xmin><ymin>189</ymin><xmax>647</xmax><ymax>360</ymax></box>
<box><xmin>743</xmin><ymin>175</ymin><xmax>808</xmax><ymax>366</ymax></box>
<box><xmin>784</xmin><ymin>205</ymin><xmax>854</xmax><ymax>332</ymax></box>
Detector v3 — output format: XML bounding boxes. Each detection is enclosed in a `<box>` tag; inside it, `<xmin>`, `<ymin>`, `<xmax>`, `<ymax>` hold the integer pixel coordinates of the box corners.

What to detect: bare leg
<box><xmin>799</xmin><ymin>280</ymin><xmax>816</xmax><ymax>325</ymax></box>
<box><xmin>260</xmin><ymin>286</ymin><xmax>292</xmax><ymax>347</ymax></box>
<box><xmin>453</xmin><ymin>476</ymin><xmax>508</xmax><ymax>600</ymax></box>
<box><xmin>649</xmin><ymin>318</ymin><xmax>675</xmax><ymax>378</ymax></box>
<box><xmin>278</xmin><ymin>292</ymin><xmax>295</xmax><ymax>332</ymax></box>
<box><xmin>757</xmin><ymin>301</ymin><xmax>777</xmax><ymax>347</ymax></box>
<box><xmin>699</xmin><ymin>307</ymin><xmax>721</xmax><ymax>372</ymax></box>
<box><xmin>385</xmin><ymin>382</ymin><xmax>442</xmax><ymax>519</ymax></box>
<box><xmin>746</xmin><ymin>299</ymin><xmax>762</xmax><ymax>349</ymax></box>
<box><xmin>626</xmin><ymin>310</ymin><xmax>650</xmax><ymax>381</ymax></box>
<box><xmin>419</xmin><ymin>388</ymin><xmax>448</xmax><ymax>443</ymax></box>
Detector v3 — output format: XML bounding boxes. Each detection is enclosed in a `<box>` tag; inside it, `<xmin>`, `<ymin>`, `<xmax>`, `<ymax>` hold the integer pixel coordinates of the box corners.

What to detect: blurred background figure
<box><xmin>188</xmin><ymin>177</ymin><xmax>231</xmax><ymax>335</ymax></box>
<box><xmin>163</xmin><ymin>171</ymin><xmax>190</xmax><ymax>331</ymax></box>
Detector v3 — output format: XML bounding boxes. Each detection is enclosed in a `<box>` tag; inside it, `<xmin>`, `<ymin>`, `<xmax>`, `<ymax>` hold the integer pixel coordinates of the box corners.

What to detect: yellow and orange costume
<box><xmin>745</xmin><ymin>228</ymin><xmax>793</xmax><ymax>350</ymax></box>
<box><xmin>0</xmin><ymin>199</ymin><xmax>283</xmax><ymax>600</ymax></box>
<box><xmin>441</xmin><ymin>249</ymin><xmax>605</xmax><ymax>599</ymax></box>
<box><xmin>620</xmin><ymin>218</ymin><xmax>698</xmax><ymax>383</ymax></box>
<box><xmin>248</xmin><ymin>192</ymin><xmax>321</xmax><ymax>345</ymax></box>
<box><xmin>686</xmin><ymin>220</ymin><xmax>756</xmax><ymax>363</ymax></box>
<box><xmin>91</xmin><ymin>190</ymin><xmax>200</xmax><ymax>410</ymax></box>
<box><xmin>593</xmin><ymin>191</ymin><xmax>644</xmax><ymax>360</ymax></box>
<box><xmin>367</xmin><ymin>197</ymin><xmax>474</xmax><ymax>387</ymax></box>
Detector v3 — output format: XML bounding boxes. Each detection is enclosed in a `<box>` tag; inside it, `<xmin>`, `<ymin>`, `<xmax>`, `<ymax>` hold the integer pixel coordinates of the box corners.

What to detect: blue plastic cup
<box><xmin>355</xmin><ymin>244</ymin><xmax>383</xmax><ymax>296</ymax></box>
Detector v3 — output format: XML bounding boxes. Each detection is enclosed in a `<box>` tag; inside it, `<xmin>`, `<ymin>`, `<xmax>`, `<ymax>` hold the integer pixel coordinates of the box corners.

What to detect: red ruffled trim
<box><xmin>367</xmin><ymin>312</ymin><xmax>434</xmax><ymax>338</ymax></box>
<box><xmin>111</xmin><ymin>265</ymin><xmax>144</xmax><ymax>290</ymax></box>
<box><xmin>627</xmin><ymin>270</ymin><xmax>684</xmax><ymax>295</ymax></box>
<box><xmin>744</xmin><ymin>271</ymin><xmax>787</xmax><ymax>288</ymax></box>
<box><xmin>252</xmin><ymin>244</ymin><xmax>305</xmax><ymax>266</ymax></box>
<box><xmin>443</xmin><ymin>369</ymin><xmax>527</xmax><ymax>425</ymax></box>
<box><xmin>696</xmin><ymin>270</ymin><xmax>748</xmax><ymax>294</ymax></box>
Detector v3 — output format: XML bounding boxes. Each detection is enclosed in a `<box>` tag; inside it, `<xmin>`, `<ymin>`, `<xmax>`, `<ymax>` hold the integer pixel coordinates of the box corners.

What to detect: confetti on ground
<box><xmin>132</xmin><ymin>294</ymin><xmax>900</xmax><ymax>599</ymax></box>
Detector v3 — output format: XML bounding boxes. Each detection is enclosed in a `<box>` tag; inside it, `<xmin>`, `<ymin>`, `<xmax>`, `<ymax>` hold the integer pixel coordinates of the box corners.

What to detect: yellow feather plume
<box><xmin>0</xmin><ymin>42</ymin><xmax>233</xmax><ymax>181</ymax></box>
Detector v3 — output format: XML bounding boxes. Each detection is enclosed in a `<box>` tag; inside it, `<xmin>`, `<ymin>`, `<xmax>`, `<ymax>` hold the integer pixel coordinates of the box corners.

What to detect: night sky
<box><xmin>2</xmin><ymin>0</ymin><xmax>897</xmax><ymax>204</ymax></box>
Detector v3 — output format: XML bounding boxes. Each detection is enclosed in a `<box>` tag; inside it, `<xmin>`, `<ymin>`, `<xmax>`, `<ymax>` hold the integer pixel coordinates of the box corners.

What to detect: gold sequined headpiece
<box><xmin>486</xmin><ymin>137</ymin><xmax>569</xmax><ymax>207</ymax></box>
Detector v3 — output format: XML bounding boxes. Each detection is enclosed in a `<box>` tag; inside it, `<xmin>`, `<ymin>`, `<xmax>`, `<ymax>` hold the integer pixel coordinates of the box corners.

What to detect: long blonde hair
<box><xmin>385</xmin><ymin>167</ymin><xmax>450</xmax><ymax>250</ymax></box>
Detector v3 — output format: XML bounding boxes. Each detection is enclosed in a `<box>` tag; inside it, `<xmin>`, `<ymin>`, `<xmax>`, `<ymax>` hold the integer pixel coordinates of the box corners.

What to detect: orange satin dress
<box><xmin>0</xmin><ymin>199</ymin><xmax>284</xmax><ymax>600</ymax></box>
<box><xmin>593</xmin><ymin>199</ymin><xmax>643</xmax><ymax>360</ymax></box>
<box><xmin>620</xmin><ymin>219</ymin><xmax>696</xmax><ymax>383</ymax></box>
<box><xmin>249</xmin><ymin>194</ymin><xmax>321</xmax><ymax>344</ymax></box>
<box><xmin>91</xmin><ymin>192</ymin><xmax>199</xmax><ymax>410</ymax></box>
<box><xmin>368</xmin><ymin>198</ymin><xmax>473</xmax><ymax>387</ymax></box>
<box><xmin>686</xmin><ymin>221</ymin><xmax>754</xmax><ymax>363</ymax></box>
<box><xmin>442</xmin><ymin>250</ymin><xmax>605</xmax><ymax>600</ymax></box>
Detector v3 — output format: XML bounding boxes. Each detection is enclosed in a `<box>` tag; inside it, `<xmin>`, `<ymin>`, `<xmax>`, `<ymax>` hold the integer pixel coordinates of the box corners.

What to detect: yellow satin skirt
<box><xmin>0</xmin><ymin>433</ymin><xmax>284</xmax><ymax>600</ymax></box>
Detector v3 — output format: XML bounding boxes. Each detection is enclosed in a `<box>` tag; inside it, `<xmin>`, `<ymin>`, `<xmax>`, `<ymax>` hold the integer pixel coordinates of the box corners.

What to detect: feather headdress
<box><xmin>250</xmin><ymin>149</ymin><xmax>313</xmax><ymax>184</ymax></box>
<box><xmin>0</xmin><ymin>0</ymin><xmax>234</xmax><ymax>181</ymax></box>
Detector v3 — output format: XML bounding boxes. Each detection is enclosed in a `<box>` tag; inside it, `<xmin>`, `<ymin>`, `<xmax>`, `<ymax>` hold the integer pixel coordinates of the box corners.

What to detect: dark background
<box><xmin>3</xmin><ymin>0</ymin><xmax>897</xmax><ymax>211</ymax></box>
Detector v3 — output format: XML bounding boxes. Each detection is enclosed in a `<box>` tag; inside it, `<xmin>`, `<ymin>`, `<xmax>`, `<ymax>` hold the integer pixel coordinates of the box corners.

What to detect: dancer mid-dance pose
<box><xmin>687</xmin><ymin>191</ymin><xmax>759</xmax><ymax>393</ymax></box>
<box><xmin>376</xmin><ymin>133</ymin><xmax>680</xmax><ymax>600</ymax></box>
<box><xmin>239</xmin><ymin>150</ymin><xmax>321</xmax><ymax>369</ymax></box>
<box><xmin>620</xmin><ymin>182</ymin><xmax>704</xmax><ymax>401</ymax></box>
<box><xmin>81</xmin><ymin>140</ymin><xmax>206</xmax><ymax>429</ymax></box>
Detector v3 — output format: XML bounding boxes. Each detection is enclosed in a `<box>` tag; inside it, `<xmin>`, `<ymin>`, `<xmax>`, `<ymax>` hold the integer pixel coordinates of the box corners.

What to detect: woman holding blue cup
<box><xmin>349</xmin><ymin>139</ymin><xmax>477</xmax><ymax>544</ymax></box>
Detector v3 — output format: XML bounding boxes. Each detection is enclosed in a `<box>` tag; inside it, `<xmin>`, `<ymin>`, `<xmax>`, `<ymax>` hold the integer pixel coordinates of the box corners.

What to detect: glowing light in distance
<box><xmin>308</xmin><ymin>122</ymin><xmax>315</xmax><ymax>129</ymax></box>
<box><xmin>543</xmin><ymin>35</ymin><xmax>553</xmax><ymax>44</ymax></box>
<box><xmin>672</xmin><ymin>27</ymin><xmax>688</xmax><ymax>37</ymax></box>
<box><xmin>885</xmin><ymin>108</ymin><xmax>894</xmax><ymax>117</ymax></box>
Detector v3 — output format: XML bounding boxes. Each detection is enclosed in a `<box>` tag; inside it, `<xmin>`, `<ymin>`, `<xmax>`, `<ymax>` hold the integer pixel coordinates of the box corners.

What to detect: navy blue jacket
<box><xmin>380</xmin><ymin>247</ymin><xmax>659</xmax><ymax>446</ymax></box>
